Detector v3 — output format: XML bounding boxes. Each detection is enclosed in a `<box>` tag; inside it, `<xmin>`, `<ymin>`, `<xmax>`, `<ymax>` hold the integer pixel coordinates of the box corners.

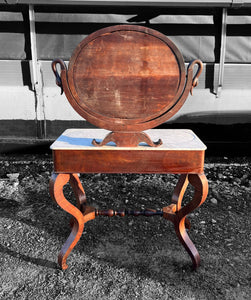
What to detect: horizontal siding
<box><xmin>1</xmin><ymin>6</ymin><xmax>251</xmax><ymax>62</ymax></box>
<box><xmin>0</xmin><ymin>60</ymin><xmax>250</xmax><ymax>125</ymax></box>
<box><xmin>2</xmin><ymin>1</ymin><xmax>251</xmax><ymax>8</ymax></box>
<box><xmin>2</xmin><ymin>60</ymin><xmax>251</xmax><ymax>89</ymax></box>
<box><xmin>0</xmin><ymin>4</ymin><xmax>251</xmax><ymax>142</ymax></box>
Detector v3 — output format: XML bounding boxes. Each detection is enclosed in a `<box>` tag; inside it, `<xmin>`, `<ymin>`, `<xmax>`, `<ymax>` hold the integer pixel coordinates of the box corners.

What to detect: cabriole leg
<box><xmin>163</xmin><ymin>173</ymin><xmax>208</xmax><ymax>269</ymax></box>
<box><xmin>49</xmin><ymin>173</ymin><xmax>95</xmax><ymax>270</ymax></box>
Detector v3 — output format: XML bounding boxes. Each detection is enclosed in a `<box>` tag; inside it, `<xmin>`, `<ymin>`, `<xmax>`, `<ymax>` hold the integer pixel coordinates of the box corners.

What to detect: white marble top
<box><xmin>50</xmin><ymin>129</ymin><xmax>207</xmax><ymax>150</ymax></box>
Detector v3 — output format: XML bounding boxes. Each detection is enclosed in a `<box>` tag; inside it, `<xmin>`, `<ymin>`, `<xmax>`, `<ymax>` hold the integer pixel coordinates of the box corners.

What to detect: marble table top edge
<box><xmin>50</xmin><ymin>128</ymin><xmax>207</xmax><ymax>151</ymax></box>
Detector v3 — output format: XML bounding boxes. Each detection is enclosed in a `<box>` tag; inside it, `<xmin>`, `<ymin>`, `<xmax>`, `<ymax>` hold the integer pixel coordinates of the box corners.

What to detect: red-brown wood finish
<box><xmin>52</xmin><ymin>149</ymin><xmax>205</xmax><ymax>174</ymax></box>
<box><xmin>50</xmin><ymin>25</ymin><xmax>208</xmax><ymax>270</ymax></box>
<box><xmin>49</xmin><ymin>173</ymin><xmax>96</xmax><ymax>270</ymax></box>
<box><xmin>163</xmin><ymin>173</ymin><xmax>208</xmax><ymax>268</ymax></box>
<box><xmin>52</xmin><ymin>25</ymin><xmax>202</xmax><ymax>146</ymax></box>
<box><xmin>92</xmin><ymin>131</ymin><xmax>163</xmax><ymax>147</ymax></box>
<box><xmin>49</xmin><ymin>171</ymin><xmax>208</xmax><ymax>270</ymax></box>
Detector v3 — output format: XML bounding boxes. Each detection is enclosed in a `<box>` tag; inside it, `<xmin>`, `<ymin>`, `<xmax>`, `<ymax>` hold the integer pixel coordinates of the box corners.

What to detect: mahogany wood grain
<box><xmin>50</xmin><ymin>25</ymin><xmax>208</xmax><ymax>270</ymax></box>
<box><xmin>163</xmin><ymin>173</ymin><xmax>208</xmax><ymax>269</ymax></box>
<box><xmin>92</xmin><ymin>131</ymin><xmax>163</xmax><ymax>147</ymax></box>
<box><xmin>52</xmin><ymin>25</ymin><xmax>203</xmax><ymax>135</ymax></box>
<box><xmin>49</xmin><ymin>171</ymin><xmax>208</xmax><ymax>270</ymax></box>
<box><xmin>53</xmin><ymin>149</ymin><xmax>205</xmax><ymax>174</ymax></box>
<box><xmin>49</xmin><ymin>173</ymin><xmax>95</xmax><ymax>270</ymax></box>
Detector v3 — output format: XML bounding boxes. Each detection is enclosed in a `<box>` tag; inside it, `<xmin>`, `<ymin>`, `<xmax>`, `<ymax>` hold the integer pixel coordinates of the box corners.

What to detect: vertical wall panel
<box><xmin>226</xmin><ymin>10</ymin><xmax>251</xmax><ymax>63</ymax></box>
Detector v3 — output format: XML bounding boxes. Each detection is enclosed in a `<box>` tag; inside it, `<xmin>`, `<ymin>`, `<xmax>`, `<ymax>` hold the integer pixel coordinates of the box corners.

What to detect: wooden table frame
<box><xmin>49</xmin><ymin>129</ymin><xmax>208</xmax><ymax>270</ymax></box>
<box><xmin>50</xmin><ymin>25</ymin><xmax>208</xmax><ymax>270</ymax></box>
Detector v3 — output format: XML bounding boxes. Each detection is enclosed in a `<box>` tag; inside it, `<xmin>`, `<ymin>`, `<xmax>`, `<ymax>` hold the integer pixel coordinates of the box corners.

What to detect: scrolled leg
<box><xmin>49</xmin><ymin>173</ymin><xmax>95</xmax><ymax>270</ymax></box>
<box><xmin>164</xmin><ymin>173</ymin><xmax>208</xmax><ymax>269</ymax></box>
<box><xmin>69</xmin><ymin>173</ymin><xmax>87</xmax><ymax>228</ymax></box>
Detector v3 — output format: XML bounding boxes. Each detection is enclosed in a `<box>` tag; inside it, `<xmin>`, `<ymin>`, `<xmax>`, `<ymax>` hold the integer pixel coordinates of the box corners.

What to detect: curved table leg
<box><xmin>49</xmin><ymin>173</ymin><xmax>95</xmax><ymax>270</ymax></box>
<box><xmin>68</xmin><ymin>173</ymin><xmax>87</xmax><ymax>228</ymax></box>
<box><xmin>164</xmin><ymin>173</ymin><xmax>208</xmax><ymax>269</ymax></box>
<box><xmin>171</xmin><ymin>174</ymin><xmax>191</xmax><ymax>230</ymax></box>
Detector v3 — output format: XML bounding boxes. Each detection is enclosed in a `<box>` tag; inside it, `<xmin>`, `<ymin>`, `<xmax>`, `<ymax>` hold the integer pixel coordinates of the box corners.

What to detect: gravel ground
<box><xmin>0</xmin><ymin>154</ymin><xmax>250</xmax><ymax>300</ymax></box>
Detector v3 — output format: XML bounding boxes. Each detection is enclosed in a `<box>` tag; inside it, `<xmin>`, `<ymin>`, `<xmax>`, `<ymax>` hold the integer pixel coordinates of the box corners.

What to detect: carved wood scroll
<box><xmin>52</xmin><ymin>25</ymin><xmax>203</xmax><ymax>147</ymax></box>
